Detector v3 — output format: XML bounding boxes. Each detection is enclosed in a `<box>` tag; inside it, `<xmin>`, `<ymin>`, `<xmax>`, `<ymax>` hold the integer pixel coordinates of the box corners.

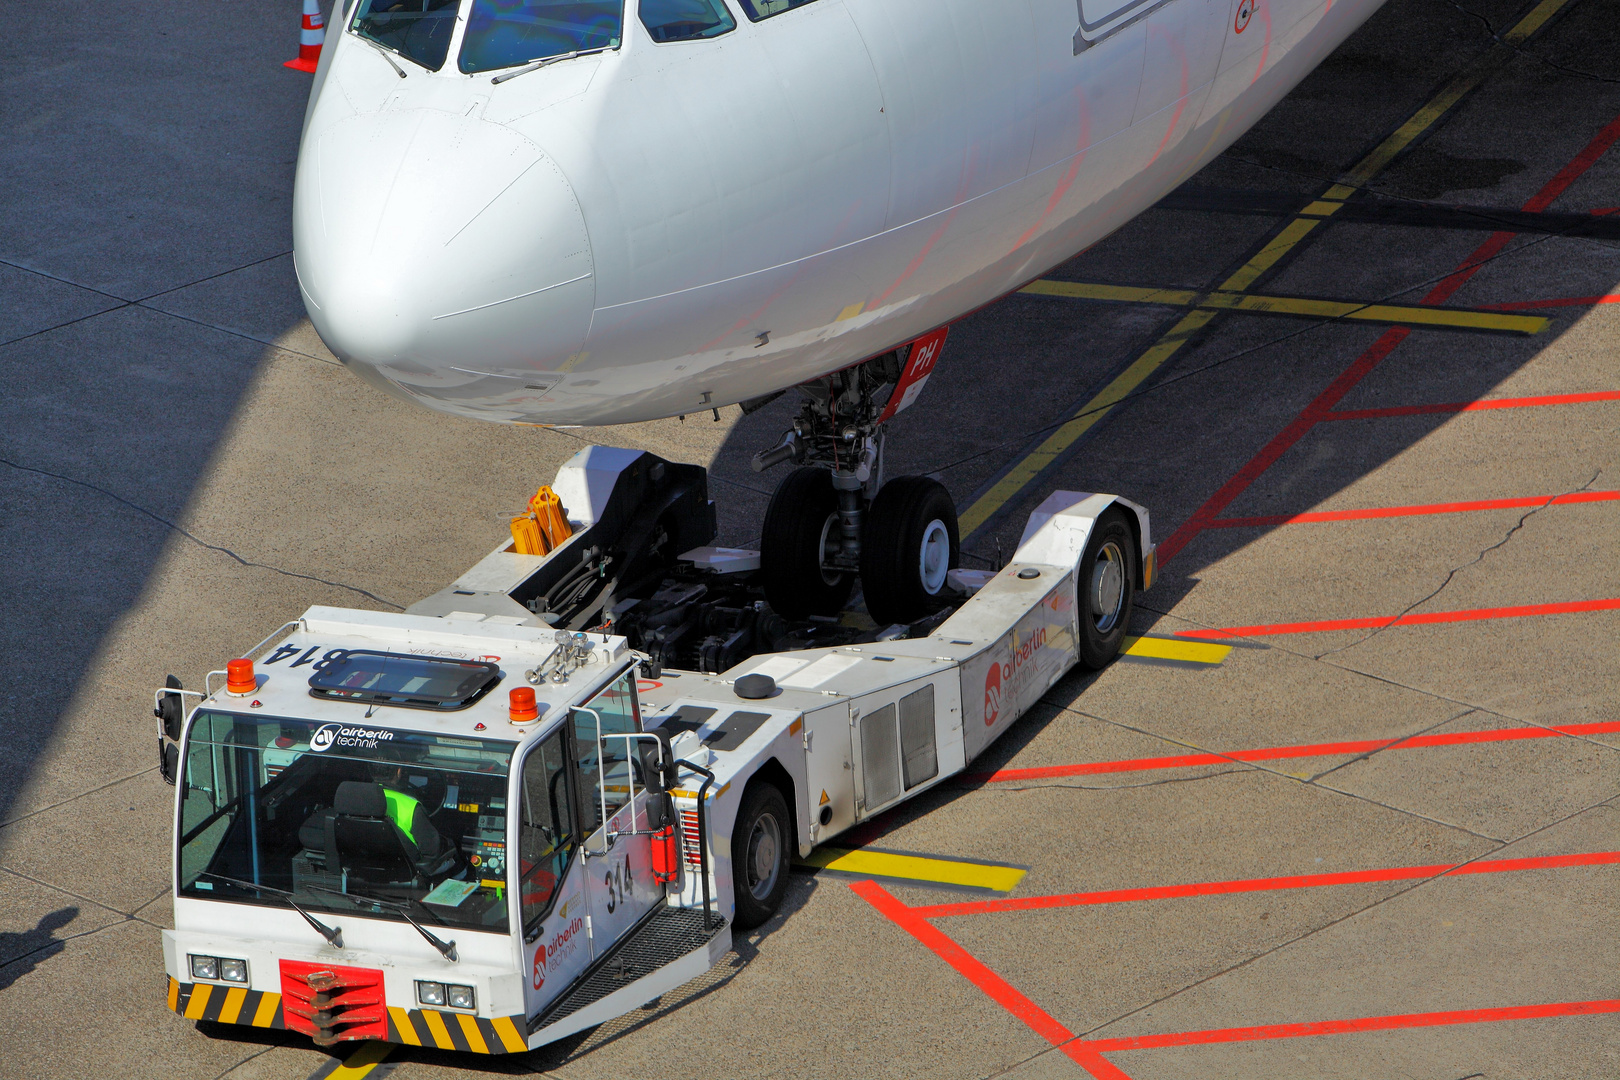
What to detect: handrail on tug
<box><xmin>675</xmin><ymin>758</ymin><xmax>718</xmax><ymax>931</ymax></box>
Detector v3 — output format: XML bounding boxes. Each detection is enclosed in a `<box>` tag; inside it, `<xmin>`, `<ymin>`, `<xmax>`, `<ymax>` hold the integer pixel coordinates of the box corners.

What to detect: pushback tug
<box><xmin>158</xmin><ymin>445</ymin><xmax>1153</xmax><ymax>1053</ymax></box>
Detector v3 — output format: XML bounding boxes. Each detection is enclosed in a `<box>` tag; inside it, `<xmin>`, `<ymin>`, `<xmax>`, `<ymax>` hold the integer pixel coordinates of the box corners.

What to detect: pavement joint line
<box><xmin>909</xmin><ymin>849</ymin><xmax>1620</xmax><ymax>918</ymax></box>
<box><xmin>1040</xmin><ymin>707</ymin><xmax>1506</xmax><ymax>842</ymax></box>
<box><xmin>0</xmin><ymin>764</ymin><xmax>161</xmax><ymax>832</ymax></box>
<box><xmin>0</xmin><ymin>862</ymin><xmax>163</xmax><ymax>924</ymax></box>
<box><xmin>956</xmin><ymin>0</ymin><xmax>1579</xmax><ymax>545</ymax></box>
<box><xmin>0</xmin><ymin>456</ymin><xmax>404</xmax><ymax>611</ymax></box>
<box><xmin>1019</xmin><ymin>279</ymin><xmax>1551</xmax><ymax>334</ymax></box>
<box><xmin>970</xmin><ymin>714</ymin><xmax>1620</xmax><ymax>784</ymax></box>
<box><xmin>1206</xmin><ymin>488</ymin><xmax>1620</xmax><ymax>528</ymax></box>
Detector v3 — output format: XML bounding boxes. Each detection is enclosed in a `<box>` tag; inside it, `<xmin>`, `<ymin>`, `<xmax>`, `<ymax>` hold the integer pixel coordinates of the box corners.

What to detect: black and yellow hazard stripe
<box><xmin>169</xmin><ymin>976</ymin><xmax>525</xmax><ymax>1053</ymax></box>
<box><xmin>387</xmin><ymin>1005</ymin><xmax>528</xmax><ymax>1054</ymax></box>
<box><xmin>168</xmin><ymin>977</ymin><xmax>285</xmax><ymax>1028</ymax></box>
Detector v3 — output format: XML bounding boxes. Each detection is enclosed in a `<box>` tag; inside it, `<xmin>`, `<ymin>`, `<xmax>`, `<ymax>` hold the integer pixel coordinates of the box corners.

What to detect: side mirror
<box><xmin>640</xmin><ymin>730</ymin><xmax>678</xmax><ymax>793</ymax></box>
<box><xmin>647</xmin><ymin>791</ymin><xmax>675</xmax><ymax>830</ymax></box>
<box><xmin>159</xmin><ymin>738</ymin><xmax>179</xmax><ymax>786</ymax></box>
<box><xmin>155</xmin><ymin>675</ymin><xmax>185</xmax><ymax>741</ymax></box>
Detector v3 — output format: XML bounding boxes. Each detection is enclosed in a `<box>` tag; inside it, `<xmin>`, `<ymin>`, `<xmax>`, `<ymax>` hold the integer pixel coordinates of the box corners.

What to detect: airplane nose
<box><xmin>293</xmin><ymin>108</ymin><xmax>594</xmax><ymax>391</ymax></box>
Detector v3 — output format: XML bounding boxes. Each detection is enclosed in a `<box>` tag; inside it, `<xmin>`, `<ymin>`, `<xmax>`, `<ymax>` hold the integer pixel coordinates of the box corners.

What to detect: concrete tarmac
<box><xmin>1</xmin><ymin>0</ymin><xmax>1616</xmax><ymax>1077</ymax></box>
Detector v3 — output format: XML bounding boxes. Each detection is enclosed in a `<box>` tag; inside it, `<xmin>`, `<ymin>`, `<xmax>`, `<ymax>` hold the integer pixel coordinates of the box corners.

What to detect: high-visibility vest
<box><xmin>382</xmin><ymin>788</ymin><xmax>421</xmax><ymax>844</ymax></box>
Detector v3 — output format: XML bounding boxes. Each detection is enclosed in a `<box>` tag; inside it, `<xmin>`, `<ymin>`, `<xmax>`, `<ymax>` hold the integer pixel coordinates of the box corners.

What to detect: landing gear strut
<box><xmin>753</xmin><ymin>335</ymin><xmax>958</xmax><ymax>625</ymax></box>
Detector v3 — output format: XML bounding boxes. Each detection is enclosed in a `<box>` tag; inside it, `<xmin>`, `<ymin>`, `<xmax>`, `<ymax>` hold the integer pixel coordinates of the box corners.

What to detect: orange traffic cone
<box><xmin>284</xmin><ymin>0</ymin><xmax>325</xmax><ymax>73</ymax></box>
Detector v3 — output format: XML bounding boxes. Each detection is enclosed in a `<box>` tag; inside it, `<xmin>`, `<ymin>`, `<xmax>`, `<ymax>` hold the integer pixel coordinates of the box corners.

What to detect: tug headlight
<box><xmin>416</xmin><ymin>980</ymin><xmax>446</xmax><ymax>1006</ymax></box>
<box><xmin>189</xmin><ymin>954</ymin><xmax>247</xmax><ymax>982</ymax></box>
<box><xmin>446</xmin><ymin>984</ymin><xmax>476</xmax><ymax>1010</ymax></box>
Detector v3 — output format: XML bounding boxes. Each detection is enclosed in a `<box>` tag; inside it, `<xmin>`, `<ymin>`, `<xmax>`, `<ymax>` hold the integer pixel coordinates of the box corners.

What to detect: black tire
<box><xmin>729</xmin><ymin>782</ymin><xmax>791</xmax><ymax>930</ymax></box>
<box><xmin>859</xmin><ymin>476</ymin><xmax>960</xmax><ymax>626</ymax></box>
<box><xmin>1078</xmin><ymin>507</ymin><xmax>1137</xmax><ymax>670</ymax></box>
<box><xmin>761</xmin><ymin>467</ymin><xmax>855</xmax><ymax>618</ymax></box>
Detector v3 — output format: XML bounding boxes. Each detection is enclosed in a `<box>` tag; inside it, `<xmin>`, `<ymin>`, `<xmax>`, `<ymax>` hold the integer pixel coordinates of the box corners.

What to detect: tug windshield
<box><xmin>459</xmin><ymin>0</ymin><xmax>623</xmax><ymax>73</ymax></box>
<box><xmin>351</xmin><ymin>0</ymin><xmax>461</xmax><ymax>71</ymax></box>
<box><xmin>177</xmin><ymin>712</ymin><xmax>515</xmax><ymax>935</ymax></box>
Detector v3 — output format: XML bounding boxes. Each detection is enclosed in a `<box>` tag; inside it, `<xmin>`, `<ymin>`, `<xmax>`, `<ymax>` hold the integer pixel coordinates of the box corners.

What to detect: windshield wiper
<box><xmin>305</xmin><ymin>885</ymin><xmax>458</xmax><ymax>962</ymax></box>
<box><xmin>490</xmin><ymin>47</ymin><xmax>609</xmax><ymax>86</ymax></box>
<box><xmin>200</xmin><ymin>873</ymin><xmax>344</xmax><ymax>949</ymax></box>
<box><xmin>359</xmin><ymin>36</ymin><xmax>409</xmax><ymax>78</ymax></box>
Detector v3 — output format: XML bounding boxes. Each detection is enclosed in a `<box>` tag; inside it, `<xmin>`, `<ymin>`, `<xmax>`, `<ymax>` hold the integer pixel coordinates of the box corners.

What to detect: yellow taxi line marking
<box><xmin>1024</xmin><ymin>281</ymin><xmax>1548</xmax><ymax>334</ymax></box>
<box><xmin>325</xmin><ymin>1040</ymin><xmax>393</xmax><ymax>1079</ymax></box>
<box><xmin>958</xmin><ymin>307</ymin><xmax>1217</xmax><ymax>536</ymax></box>
<box><xmin>799</xmin><ymin>847</ymin><xmax>1028</xmax><ymax>893</ymax></box>
<box><xmin>965</xmin><ymin>0</ymin><xmax>1572</xmax><ymax>541</ymax></box>
<box><xmin>1121</xmin><ymin>635</ymin><xmax>1232</xmax><ymax>665</ymax></box>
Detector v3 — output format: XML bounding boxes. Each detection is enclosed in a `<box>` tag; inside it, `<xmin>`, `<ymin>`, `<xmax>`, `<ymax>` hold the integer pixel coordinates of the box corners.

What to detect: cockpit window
<box><xmin>351</xmin><ymin>0</ymin><xmax>461</xmax><ymax>71</ymax></box>
<box><xmin>639</xmin><ymin>0</ymin><xmax>735</xmax><ymax>42</ymax></box>
<box><xmin>734</xmin><ymin>0</ymin><xmax>816</xmax><ymax>21</ymax></box>
<box><xmin>459</xmin><ymin>0</ymin><xmax>624</xmax><ymax>74</ymax></box>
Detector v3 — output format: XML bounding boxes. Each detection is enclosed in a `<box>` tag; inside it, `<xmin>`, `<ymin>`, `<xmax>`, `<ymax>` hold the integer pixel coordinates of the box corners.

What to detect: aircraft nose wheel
<box><xmin>860</xmin><ymin>476</ymin><xmax>960</xmax><ymax>626</ymax></box>
<box><xmin>761</xmin><ymin>467</ymin><xmax>856</xmax><ymax>618</ymax></box>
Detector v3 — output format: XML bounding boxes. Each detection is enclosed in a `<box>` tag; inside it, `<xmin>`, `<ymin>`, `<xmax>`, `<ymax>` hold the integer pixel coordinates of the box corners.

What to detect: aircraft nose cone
<box><xmin>293</xmin><ymin>109</ymin><xmax>594</xmax><ymax>400</ymax></box>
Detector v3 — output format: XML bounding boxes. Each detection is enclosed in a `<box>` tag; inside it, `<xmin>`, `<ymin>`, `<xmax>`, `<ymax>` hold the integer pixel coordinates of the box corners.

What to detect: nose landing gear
<box><xmin>754</xmin><ymin>337</ymin><xmax>959</xmax><ymax>625</ymax></box>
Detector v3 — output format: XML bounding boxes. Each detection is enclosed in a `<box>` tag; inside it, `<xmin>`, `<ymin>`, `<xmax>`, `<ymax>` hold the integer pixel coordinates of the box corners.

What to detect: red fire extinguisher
<box><xmin>651</xmin><ymin>824</ymin><xmax>679</xmax><ymax>884</ymax></box>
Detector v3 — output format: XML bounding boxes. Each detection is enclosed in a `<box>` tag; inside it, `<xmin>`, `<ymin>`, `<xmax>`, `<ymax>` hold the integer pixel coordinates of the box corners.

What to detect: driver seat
<box><xmin>325</xmin><ymin>781</ymin><xmax>444</xmax><ymax>886</ymax></box>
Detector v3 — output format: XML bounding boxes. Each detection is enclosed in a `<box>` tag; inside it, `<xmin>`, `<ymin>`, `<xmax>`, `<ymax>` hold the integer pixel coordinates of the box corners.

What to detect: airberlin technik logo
<box><xmin>532</xmin><ymin>915</ymin><xmax>585</xmax><ymax>991</ymax></box>
<box><xmin>309</xmin><ymin>723</ymin><xmax>395</xmax><ymax>753</ymax></box>
<box><xmin>983</xmin><ymin>661</ymin><xmax>1001</xmax><ymax>727</ymax></box>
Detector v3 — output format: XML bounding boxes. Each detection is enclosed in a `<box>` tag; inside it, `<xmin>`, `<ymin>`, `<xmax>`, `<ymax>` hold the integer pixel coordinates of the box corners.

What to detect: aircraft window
<box><xmin>639</xmin><ymin>0</ymin><xmax>735</xmax><ymax>42</ymax></box>
<box><xmin>460</xmin><ymin>0</ymin><xmax>625</xmax><ymax>74</ymax></box>
<box><xmin>734</xmin><ymin>0</ymin><xmax>817</xmax><ymax>22</ymax></box>
<box><xmin>351</xmin><ymin>0</ymin><xmax>460</xmax><ymax>72</ymax></box>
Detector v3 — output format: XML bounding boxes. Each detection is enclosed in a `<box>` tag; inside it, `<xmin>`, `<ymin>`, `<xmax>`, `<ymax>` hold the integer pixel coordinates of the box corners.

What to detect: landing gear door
<box><xmin>573</xmin><ymin>671</ymin><xmax>663</xmax><ymax>959</ymax></box>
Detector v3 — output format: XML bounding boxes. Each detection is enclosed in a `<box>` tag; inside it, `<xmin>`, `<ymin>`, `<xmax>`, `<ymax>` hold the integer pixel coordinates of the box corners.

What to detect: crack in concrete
<box><xmin>0</xmin><ymin>456</ymin><xmax>403</xmax><ymax>610</ymax></box>
<box><xmin>1313</xmin><ymin>469</ymin><xmax>1604</xmax><ymax>661</ymax></box>
<box><xmin>993</xmin><ymin>790</ymin><xmax>1620</xmax><ymax>1077</ymax></box>
<box><xmin>1306</xmin><ymin>708</ymin><xmax>1480</xmax><ymax>783</ymax></box>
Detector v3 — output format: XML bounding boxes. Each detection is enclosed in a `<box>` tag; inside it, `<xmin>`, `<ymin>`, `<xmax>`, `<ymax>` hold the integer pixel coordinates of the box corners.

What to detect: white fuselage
<box><xmin>293</xmin><ymin>0</ymin><xmax>1385</xmax><ymax>426</ymax></box>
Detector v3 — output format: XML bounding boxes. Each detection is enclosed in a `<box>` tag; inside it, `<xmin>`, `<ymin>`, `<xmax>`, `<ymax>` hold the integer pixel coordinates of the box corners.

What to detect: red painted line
<box><xmin>1084</xmin><ymin>998</ymin><xmax>1620</xmax><ymax>1053</ymax></box>
<box><xmin>1174</xmin><ymin>597</ymin><xmax>1620</xmax><ymax>640</ymax></box>
<box><xmin>1205</xmin><ymin>489</ymin><xmax>1620</xmax><ymax>528</ymax></box>
<box><xmin>1319</xmin><ymin>389</ymin><xmax>1620</xmax><ymax>420</ymax></box>
<box><xmin>1156</xmin><ymin>327</ymin><xmax>1408</xmax><ymax>565</ymax></box>
<box><xmin>910</xmin><ymin>851</ymin><xmax>1620</xmax><ymax>919</ymax></box>
<box><xmin>850</xmin><ymin>880</ymin><xmax>1136</xmax><ymax>1080</ymax></box>
<box><xmin>969</xmin><ymin>720</ymin><xmax>1620</xmax><ymax>784</ymax></box>
<box><xmin>1483</xmin><ymin>293</ymin><xmax>1620</xmax><ymax>311</ymax></box>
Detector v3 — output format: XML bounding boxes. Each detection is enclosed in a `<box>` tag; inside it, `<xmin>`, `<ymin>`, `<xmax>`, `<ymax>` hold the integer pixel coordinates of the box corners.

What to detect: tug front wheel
<box><xmin>1078</xmin><ymin>507</ymin><xmax>1137</xmax><ymax>670</ymax></box>
<box><xmin>859</xmin><ymin>476</ymin><xmax>960</xmax><ymax>626</ymax></box>
<box><xmin>730</xmin><ymin>782</ymin><xmax>791</xmax><ymax>930</ymax></box>
<box><xmin>761</xmin><ymin>467</ymin><xmax>855</xmax><ymax>619</ymax></box>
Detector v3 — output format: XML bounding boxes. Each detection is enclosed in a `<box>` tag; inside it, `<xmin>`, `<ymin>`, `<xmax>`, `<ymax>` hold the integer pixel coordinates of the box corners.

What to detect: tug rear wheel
<box><xmin>1078</xmin><ymin>507</ymin><xmax>1137</xmax><ymax>670</ymax></box>
<box><xmin>761</xmin><ymin>467</ymin><xmax>854</xmax><ymax>619</ymax></box>
<box><xmin>859</xmin><ymin>476</ymin><xmax>959</xmax><ymax>626</ymax></box>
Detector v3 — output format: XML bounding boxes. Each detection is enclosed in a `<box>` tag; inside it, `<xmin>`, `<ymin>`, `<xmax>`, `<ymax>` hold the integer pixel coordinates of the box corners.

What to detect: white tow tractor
<box><xmin>157</xmin><ymin>445</ymin><xmax>1154</xmax><ymax>1055</ymax></box>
